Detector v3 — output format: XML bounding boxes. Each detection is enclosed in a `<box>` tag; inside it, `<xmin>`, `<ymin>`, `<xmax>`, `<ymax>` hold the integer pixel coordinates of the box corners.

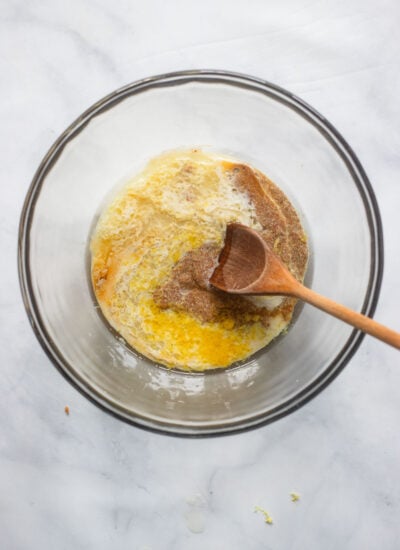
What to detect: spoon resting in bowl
<box><xmin>210</xmin><ymin>223</ymin><xmax>400</xmax><ymax>350</ymax></box>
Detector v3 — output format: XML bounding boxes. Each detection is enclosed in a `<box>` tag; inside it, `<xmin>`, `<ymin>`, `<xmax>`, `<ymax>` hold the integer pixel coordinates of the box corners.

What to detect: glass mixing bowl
<box><xmin>18</xmin><ymin>70</ymin><xmax>383</xmax><ymax>436</ymax></box>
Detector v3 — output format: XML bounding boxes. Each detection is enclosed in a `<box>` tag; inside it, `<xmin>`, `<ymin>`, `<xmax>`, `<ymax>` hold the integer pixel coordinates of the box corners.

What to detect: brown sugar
<box><xmin>154</xmin><ymin>163</ymin><xmax>308</xmax><ymax>327</ymax></box>
<box><xmin>153</xmin><ymin>243</ymin><xmax>271</xmax><ymax>326</ymax></box>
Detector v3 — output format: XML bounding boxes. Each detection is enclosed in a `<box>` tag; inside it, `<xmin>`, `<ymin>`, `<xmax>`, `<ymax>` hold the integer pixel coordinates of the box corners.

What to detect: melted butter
<box><xmin>91</xmin><ymin>150</ymin><xmax>290</xmax><ymax>371</ymax></box>
<box><xmin>139</xmin><ymin>299</ymin><xmax>266</xmax><ymax>368</ymax></box>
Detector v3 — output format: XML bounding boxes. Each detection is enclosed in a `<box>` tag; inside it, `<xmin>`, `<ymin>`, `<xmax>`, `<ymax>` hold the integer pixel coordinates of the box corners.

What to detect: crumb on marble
<box><xmin>290</xmin><ymin>492</ymin><xmax>300</xmax><ymax>502</ymax></box>
<box><xmin>254</xmin><ymin>505</ymin><xmax>273</xmax><ymax>525</ymax></box>
<box><xmin>64</xmin><ymin>405</ymin><xmax>70</xmax><ymax>415</ymax></box>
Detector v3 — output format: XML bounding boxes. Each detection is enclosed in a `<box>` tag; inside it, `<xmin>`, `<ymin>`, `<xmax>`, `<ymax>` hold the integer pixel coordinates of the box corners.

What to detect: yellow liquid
<box><xmin>91</xmin><ymin>150</ymin><xmax>298</xmax><ymax>370</ymax></box>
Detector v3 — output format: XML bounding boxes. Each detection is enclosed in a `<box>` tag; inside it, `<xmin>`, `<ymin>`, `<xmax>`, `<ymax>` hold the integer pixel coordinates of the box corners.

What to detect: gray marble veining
<box><xmin>1</xmin><ymin>0</ymin><xmax>400</xmax><ymax>548</ymax></box>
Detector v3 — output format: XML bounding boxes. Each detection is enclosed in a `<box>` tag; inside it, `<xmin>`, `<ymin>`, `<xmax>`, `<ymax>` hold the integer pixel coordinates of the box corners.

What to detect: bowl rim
<box><xmin>18</xmin><ymin>69</ymin><xmax>384</xmax><ymax>437</ymax></box>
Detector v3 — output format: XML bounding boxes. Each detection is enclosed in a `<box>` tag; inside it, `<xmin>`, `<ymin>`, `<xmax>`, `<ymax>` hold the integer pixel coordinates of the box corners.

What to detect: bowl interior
<box><xmin>20</xmin><ymin>72</ymin><xmax>381</xmax><ymax>434</ymax></box>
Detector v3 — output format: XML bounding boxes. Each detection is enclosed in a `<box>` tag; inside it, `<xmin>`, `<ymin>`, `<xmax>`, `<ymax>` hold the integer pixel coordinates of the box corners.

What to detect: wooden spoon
<box><xmin>210</xmin><ymin>223</ymin><xmax>400</xmax><ymax>349</ymax></box>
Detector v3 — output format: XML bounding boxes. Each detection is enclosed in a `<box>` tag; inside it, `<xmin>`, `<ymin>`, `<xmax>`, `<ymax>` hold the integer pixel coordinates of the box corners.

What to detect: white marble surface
<box><xmin>1</xmin><ymin>0</ymin><xmax>400</xmax><ymax>548</ymax></box>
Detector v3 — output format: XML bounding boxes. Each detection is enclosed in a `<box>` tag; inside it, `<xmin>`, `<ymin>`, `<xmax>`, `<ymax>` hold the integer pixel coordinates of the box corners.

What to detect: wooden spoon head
<box><xmin>210</xmin><ymin>223</ymin><xmax>266</xmax><ymax>292</ymax></box>
<box><xmin>210</xmin><ymin>223</ymin><xmax>297</xmax><ymax>295</ymax></box>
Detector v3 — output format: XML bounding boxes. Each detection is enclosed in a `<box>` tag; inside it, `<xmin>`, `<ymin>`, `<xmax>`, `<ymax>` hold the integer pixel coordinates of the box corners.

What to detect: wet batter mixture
<box><xmin>91</xmin><ymin>150</ymin><xmax>308</xmax><ymax>370</ymax></box>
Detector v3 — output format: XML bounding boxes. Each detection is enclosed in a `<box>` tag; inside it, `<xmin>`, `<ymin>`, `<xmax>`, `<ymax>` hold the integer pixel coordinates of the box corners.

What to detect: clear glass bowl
<box><xmin>18</xmin><ymin>70</ymin><xmax>383</xmax><ymax>436</ymax></box>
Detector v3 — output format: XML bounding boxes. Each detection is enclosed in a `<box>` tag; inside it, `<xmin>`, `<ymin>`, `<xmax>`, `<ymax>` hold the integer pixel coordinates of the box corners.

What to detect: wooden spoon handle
<box><xmin>293</xmin><ymin>284</ymin><xmax>400</xmax><ymax>350</ymax></box>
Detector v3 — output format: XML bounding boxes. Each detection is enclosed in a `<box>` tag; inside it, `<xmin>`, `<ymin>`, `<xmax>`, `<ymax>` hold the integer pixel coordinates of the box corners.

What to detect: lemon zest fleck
<box><xmin>254</xmin><ymin>505</ymin><xmax>273</xmax><ymax>525</ymax></box>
